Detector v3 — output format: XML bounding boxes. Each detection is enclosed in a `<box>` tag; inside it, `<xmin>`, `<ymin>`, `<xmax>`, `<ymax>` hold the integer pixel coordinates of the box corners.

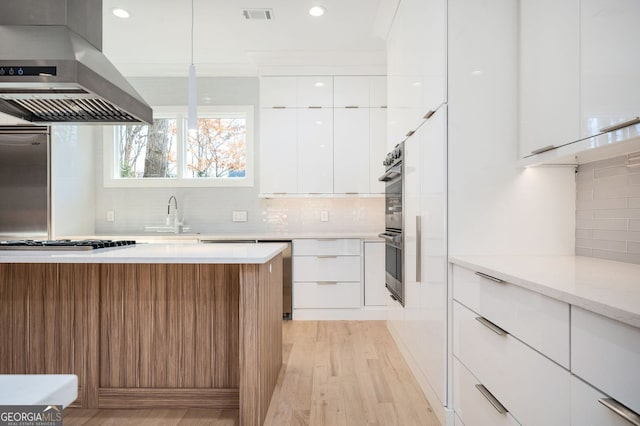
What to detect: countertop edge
<box><xmin>449</xmin><ymin>255</ymin><xmax>640</xmax><ymax>329</ymax></box>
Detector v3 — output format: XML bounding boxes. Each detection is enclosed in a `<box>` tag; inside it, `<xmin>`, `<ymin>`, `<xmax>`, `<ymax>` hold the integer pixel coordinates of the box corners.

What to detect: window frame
<box><xmin>103</xmin><ymin>105</ymin><xmax>254</xmax><ymax>188</ymax></box>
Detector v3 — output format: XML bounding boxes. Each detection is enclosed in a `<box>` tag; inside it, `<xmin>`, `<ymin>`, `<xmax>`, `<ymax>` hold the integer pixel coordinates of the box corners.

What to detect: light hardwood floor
<box><xmin>64</xmin><ymin>321</ymin><xmax>440</xmax><ymax>426</ymax></box>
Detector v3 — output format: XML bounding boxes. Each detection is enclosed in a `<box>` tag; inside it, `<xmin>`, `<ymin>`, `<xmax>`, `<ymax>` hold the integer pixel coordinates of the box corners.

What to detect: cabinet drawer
<box><xmin>293</xmin><ymin>256</ymin><xmax>360</xmax><ymax>282</ymax></box>
<box><xmin>571</xmin><ymin>375</ymin><xmax>635</xmax><ymax>426</ymax></box>
<box><xmin>453</xmin><ymin>301</ymin><xmax>571</xmax><ymax>426</ymax></box>
<box><xmin>571</xmin><ymin>307</ymin><xmax>640</xmax><ymax>414</ymax></box>
<box><xmin>293</xmin><ymin>238</ymin><xmax>361</xmax><ymax>256</ymax></box>
<box><xmin>293</xmin><ymin>282</ymin><xmax>360</xmax><ymax>308</ymax></box>
<box><xmin>453</xmin><ymin>357</ymin><xmax>521</xmax><ymax>426</ymax></box>
<box><xmin>452</xmin><ymin>264</ymin><xmax>570</xmax><ymax>367</ymax></box>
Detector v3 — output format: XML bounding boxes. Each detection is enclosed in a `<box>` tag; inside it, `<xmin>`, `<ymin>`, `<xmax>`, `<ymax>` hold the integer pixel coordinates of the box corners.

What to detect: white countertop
<box><xmin>0</xmin><ymin>243</ymin><xmax>288</xmax><ymax>264</ymax></box>
<box><xmin>57</xmin><ymin>232</ymin><xmax>383</xmax><ymax>242</ymax></box>
<box><xmin>0</xmin><ymin>374</ymin><xmax>77</xmax><ymax>408</ymax></box>
<box><xmin>450</xmin><ymin>255</ymin><xmax>640</xmax><ymax>328</ymax></box>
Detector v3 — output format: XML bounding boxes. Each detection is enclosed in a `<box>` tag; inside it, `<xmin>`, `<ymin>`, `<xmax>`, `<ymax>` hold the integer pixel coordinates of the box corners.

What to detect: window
<box><xmin>104</xmin><ymin>106</ymin><xmax>254</xmax><ymax>187</ymax></box>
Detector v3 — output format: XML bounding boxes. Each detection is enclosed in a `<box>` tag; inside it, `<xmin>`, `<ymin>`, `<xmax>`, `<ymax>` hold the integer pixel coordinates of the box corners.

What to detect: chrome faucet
<box><xmin>166</xmin><ymin>195</ymin><xmax>180</xmax><ymax>233</ymax></box>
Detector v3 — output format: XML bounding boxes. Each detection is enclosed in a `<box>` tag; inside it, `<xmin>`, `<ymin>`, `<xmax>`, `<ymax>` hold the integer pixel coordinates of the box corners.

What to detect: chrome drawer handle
<box><xmin>475</xmin><ymin>384</ymin><xmax>508</xmax><ymax>414</ymax></box>
<box><xmin>317</xmin><ymin>281</ymin><xmax>338</xmax><ymax>285</ymax></box>
<box><xmin>599</xmin><ymin>117</ymin><xmax>640</xmax><ymax>133</ymax></box>
<box><xmin>316</xmin><ymin>255</ymin><xmax>338</xmax><ymax>259</ymax></box>
<box><xmin>599</xmin><ymin>398</ymin><xmax>640</xmax><ymax>426</ymax></box>
<box><xmin>530</xmin><ymin>144</ymin><xmax>556</xmax><ymax>155</ymax></box>
<box><xmin>475</xmin><ymin>316</ymin><xmax>508</xmax><ymax>336</ymax></box>
<box><xmin>474</xmin><ymin>271</ymin><xmax>505</xmax><ymax>284</ymax></box>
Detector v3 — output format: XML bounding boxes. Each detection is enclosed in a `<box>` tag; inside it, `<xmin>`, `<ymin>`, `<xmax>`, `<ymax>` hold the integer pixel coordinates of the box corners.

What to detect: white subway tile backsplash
<box><xmin>575</xmin><ymin>247</ymin><xmax>592</xmax><ymax>257</ymax></box>
<box><xmin>594</xmin><ymin>165</ymin><xmax>631</xmax><ymax>179</ymax></box>
<box><xmin>592</xmin><ymin>219</ymin><xmax>628</xmax><ymax>231</ymax></box>
<box><xmin>575</xmin><ymin>229</ymin><xmax>592</xmax><ymax>239</ymax></box>
<box><xmin>576</xmin><ymin>151</ymin><xmax>640</xmax><ymax>264</ymax></box>
<box><xmin>576</xmin><ymin>197</ymin><xmax>627</xmax><ymax>210</ymax></box>
<box><xmin>629</xmin><ymin>242</ymin><xmax>640</xmax><ymax>254</ymax></box>
<box><xmin>593</xmin><ymin>208</ymin><xmax>640</xmax><ymax>219</ymax></box>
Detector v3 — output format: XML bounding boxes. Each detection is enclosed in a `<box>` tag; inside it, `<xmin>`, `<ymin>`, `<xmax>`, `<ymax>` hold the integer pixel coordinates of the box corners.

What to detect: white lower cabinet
<box><xmin>451</xmin><ymin>261</ymin><xmax>640</xmax><ymax>426</ymax></box>
<box><xmin>571</xmin><ymin>375</ymin><xmax>633</xmax><ymax>426</ymax></box>
<box><xmin>571</xmin><ymin>306</ymin><xmax>640</xmax><ymax>415</ymax></box>
<box><xmin>453</xmin><ymin>357</ymin><xmax>521</xmax><ymax>426</ymax></box>
<box><xmin>292</xmin><ymin>239</ymin><xmax>362</xmax><ymax>315</ymax></box>
<box><xmin>453</xmin><ymin>300</ymin><xmax>571</xmax><ymax>426</ymax></box>
<box><xmin>364</xmin><ymin>241</ymin><xmax>386</xmax><ymax>306</ymax></box>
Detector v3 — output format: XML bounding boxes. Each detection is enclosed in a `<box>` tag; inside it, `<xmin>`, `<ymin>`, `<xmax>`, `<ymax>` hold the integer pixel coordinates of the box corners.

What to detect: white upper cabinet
<box><xmin>333</xmin><ymin>77</ymin><xmax>370</xmax><ymax>107</ymax></box>
<box><xmin>296</xmin><ymin>76</ymin><xmax>333</xmax><ymax>107</ymax></box>
<box><xmin>387</xmin><ymin>0</ymin><xmax>446</xmax><ymax>139</ymax></box>
<box><xmin>519</xmin><ymin>0</ymin><xmax>580</xmax><ymax>158</ymax></box>
<box><xmin>369</xmin><ymin>108</ymin><xmax>387</xmax><ymax>194</ymax></box>
<box><xmin>519</xmin><ymin>0</ymin><xmax>640</xmax><ymax>163</ymax></box>
<box><xmin>370</xmin><ymin>76</ymin><xmax>387</xmax><ymax>108</ymax></box>
<box><xmin>334</xmin><ymin>108</ymin><xmax>370</xmax><ymax>193</ymax></box>
<box><xmin>297</xmin><ymin>108</ymin><xmax>333</xmax><ymax>193</ymax></box>
<box><xmin>260</xmin><ymin>76</ymin><xmax>333</xmax><ymax>108</ymax></box>
<box><xmin>580</xmin><ymin>0</ymin><xmax>640</xmax><ymax>139</ymax></box>
<box><xmin>260</xmin><ymin>77</ymin><xmax>297</xmax><ymax>108</ymax></box>
<box><xmin>260</xmin><ymin>108</ymin><xmax>298</xmax><ymax>193</ymax></box>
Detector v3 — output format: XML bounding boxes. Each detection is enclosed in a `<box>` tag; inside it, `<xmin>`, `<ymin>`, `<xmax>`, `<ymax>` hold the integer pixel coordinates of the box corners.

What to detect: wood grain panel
<box><xmin>239</xmin><ymin>255</ymin><xmax>284</xmax><ymax>426</ymax></box>
<box><xmin>100</xmin><ymin>264</ymin><xmax>239</xmax><ymax>395</ymax></box>
<box><xmin>0</xmin><ymin>263</ymin><xmax>96</xmax><ymax>407</ymax></box>
<box><xmin>98</xmin><ymin>388</ymin><xmax>239</xmax><ymax>409</ymax></box>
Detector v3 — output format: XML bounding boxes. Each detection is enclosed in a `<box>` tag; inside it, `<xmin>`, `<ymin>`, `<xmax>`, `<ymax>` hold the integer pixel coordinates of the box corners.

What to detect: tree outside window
<box><xmin>107</xmin><ymin>106</ymin><xmax>253</xmax><ymax>187</ymax></box>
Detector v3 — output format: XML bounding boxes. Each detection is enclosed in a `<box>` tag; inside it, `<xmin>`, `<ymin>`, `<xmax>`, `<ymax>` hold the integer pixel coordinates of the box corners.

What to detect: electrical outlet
<box><xmin>232</xmin><ymin>211</ymin><xmax>248</xmax><ymax>222</ymax></box>
<box><xmin>320</xmin><ymin>211</ymin><xmax>329</xmax><ymax>222</ymax></box>
<box><xmin>107</xmin><ymin>210</ymin><xmax>115</xmax><ymax>222</ymax></box>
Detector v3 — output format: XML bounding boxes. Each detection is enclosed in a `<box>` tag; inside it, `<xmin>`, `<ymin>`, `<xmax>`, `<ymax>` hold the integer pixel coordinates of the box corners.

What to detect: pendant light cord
<box><xmin>191</xmin><ymin>0</ymin><xmax>194</xmax><ymax>64</ymax></box>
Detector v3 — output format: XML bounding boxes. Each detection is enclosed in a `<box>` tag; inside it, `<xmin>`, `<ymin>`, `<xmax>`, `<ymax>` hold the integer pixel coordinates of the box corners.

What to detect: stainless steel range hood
<box><xmin>0</xmin><ymin>0</ymin><xmax>152</xmax><ymax>124</ymax></box>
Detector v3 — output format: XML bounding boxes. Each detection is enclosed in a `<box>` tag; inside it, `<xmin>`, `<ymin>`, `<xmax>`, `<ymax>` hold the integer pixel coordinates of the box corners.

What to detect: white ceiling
<box><xmin>102</xmin><ymin>0</ymin><xmax>395</xmax><ymax>77</ymax></box>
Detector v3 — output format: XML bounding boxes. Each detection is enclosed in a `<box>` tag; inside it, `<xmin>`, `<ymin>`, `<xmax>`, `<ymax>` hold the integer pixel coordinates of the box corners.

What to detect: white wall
<box><xmin>90</xmin><ymin>76</ymin><xmax>383</xmax><ymax>235</ymax></box>
<box><xmin>447</xmin><ymin>0</ymin><xmax>575</xmax><ymax>256</ymax></box>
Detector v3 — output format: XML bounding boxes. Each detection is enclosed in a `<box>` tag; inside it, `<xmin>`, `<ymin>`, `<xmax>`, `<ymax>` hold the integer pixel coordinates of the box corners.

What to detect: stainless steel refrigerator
<box><xmin>0</xmin><ymin>126</ymin><xmax>50</xmax><ymax>239</ymax></box>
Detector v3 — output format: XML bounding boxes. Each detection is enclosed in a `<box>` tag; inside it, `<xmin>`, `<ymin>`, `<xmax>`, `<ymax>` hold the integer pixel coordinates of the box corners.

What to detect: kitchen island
<box><xmin>0</xmin><ymin>243</ymin><xmax>286</xmax><ymax>426</ymax></box>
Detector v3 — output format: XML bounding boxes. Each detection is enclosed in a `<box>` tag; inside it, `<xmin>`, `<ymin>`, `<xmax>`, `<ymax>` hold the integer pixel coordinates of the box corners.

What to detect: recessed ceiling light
<box><xmin>112</xmin><ymin>8</ymin><xmax>130</xmax><ymax>19</ymax></box>
<box><xmin>314</xmin><ymin>81</ymin><xmax>324</xmax><ymax>87</ymax></box>
<box><xmin>309</xmin><ymin>6</ymin><xmax>325</xmax><ymax>17</ymax></box>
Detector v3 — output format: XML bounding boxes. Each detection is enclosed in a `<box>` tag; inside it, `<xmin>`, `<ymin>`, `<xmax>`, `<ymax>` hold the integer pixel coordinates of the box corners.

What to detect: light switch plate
<box><xmin>232</xmin><ymin>211</ymin><xmax>248</xmax><ymax>222</ymax></box>
<box><xmin>320</xmin><ymin>211</ymin><xmax>329</xmax><ymax>222</ymax></box>
<box><xmin>107</xmin><ymin>210</ymin><xmax>115</xmax><ymax>222</ymax></box>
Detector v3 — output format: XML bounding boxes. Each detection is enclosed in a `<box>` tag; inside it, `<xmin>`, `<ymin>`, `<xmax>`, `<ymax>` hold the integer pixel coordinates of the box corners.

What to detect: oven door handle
<box><xmin>378</xmin><ymin>165</ymin><xmax>402</xmax><ymax>182</ymax></box>
<box><xmin>378</xmin><ymin>233</ymin><xmax>402</xmax><ymax>244</ymax></box>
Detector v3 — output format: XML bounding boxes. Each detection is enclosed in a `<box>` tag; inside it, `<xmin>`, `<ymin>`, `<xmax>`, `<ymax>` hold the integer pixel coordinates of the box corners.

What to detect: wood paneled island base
<box><xmin>0</xmin><ymin>255</ymin><xmax>283</xmax><ymax>426</ymax></box>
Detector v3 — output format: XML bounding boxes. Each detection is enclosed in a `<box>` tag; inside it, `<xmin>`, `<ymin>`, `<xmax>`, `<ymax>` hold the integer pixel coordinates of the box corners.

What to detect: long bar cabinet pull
<box><xmin>474</xmin><ymin>271</ymin><xmax>505</xmax><ymax>283</ymax></box>
<box><xmin>475</xmin><ymin>316</ymin><xmax>508</xmax><ymax>336</ymax></box>
<box><xmin>599</xmin><ymin>117</ymin><xmax>640</xmax><ymax>133</ymax></box>
<box><xmin>316</xmin><ymin>255</ymin><xmax>338</xmax><ymax>259</ymax></box>
<box><xmin>475</xmin><ymin>384</ymin><xmax>508</xmax><ymax>414</ymax></box>
<box><xmin>598</xmin><ymin>398</ymin><xmax>640</xmax><ymax>426</ymax></box>
<box><xmin>416</xmin><ymin>216</ymin><xmax>422</xmax><ymax>282</ymax></box>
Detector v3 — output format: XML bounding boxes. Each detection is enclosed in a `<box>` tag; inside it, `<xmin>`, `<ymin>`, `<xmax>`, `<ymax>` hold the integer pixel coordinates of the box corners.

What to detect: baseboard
<box><xmin>293</xmin><ymin>307</ymin><xmax>388</xmax><ymax>320</ymax></box>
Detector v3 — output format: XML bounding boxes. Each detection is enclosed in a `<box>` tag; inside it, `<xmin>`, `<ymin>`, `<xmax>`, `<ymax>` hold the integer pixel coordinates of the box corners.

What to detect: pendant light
<box><xmin>188</xmin><ymin>0</ymin><xmax>197</xmax><ymax>132</ymax></box>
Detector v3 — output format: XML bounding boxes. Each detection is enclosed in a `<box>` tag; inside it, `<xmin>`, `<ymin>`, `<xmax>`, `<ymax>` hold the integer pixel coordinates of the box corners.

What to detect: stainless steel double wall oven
<box><xmin>378</xmin><ymin>143</ymin><xmax>404</xmax><ymax>305</ymax></box>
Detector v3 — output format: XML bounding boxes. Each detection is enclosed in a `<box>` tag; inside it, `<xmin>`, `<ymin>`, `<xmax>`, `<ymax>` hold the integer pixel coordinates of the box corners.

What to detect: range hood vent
<box><xmin>0</xmin><ymin>0</ymin><xmax>152</xmax><ymax>124</ymax></box>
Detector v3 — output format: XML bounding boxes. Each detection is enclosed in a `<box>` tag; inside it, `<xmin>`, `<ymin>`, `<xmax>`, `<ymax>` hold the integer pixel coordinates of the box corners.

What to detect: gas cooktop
<box><xmin>0</xmin><ymin>239</ymin><xmax>136</xmax><ymax>251</ymax></box>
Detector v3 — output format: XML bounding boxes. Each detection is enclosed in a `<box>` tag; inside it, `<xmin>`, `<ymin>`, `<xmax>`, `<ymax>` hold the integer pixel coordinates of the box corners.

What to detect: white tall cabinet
<box><xmin>386</xmin><ymin>0</ymin><xmax>448</xmax><ymax>422</ymax></box>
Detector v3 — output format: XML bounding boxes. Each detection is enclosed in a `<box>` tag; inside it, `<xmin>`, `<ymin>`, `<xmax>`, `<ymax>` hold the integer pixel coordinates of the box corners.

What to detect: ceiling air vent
<box><xmin>242</xmin><ymin>8</ymin><xmax>273</xmax><ymax>20</ymax></box>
